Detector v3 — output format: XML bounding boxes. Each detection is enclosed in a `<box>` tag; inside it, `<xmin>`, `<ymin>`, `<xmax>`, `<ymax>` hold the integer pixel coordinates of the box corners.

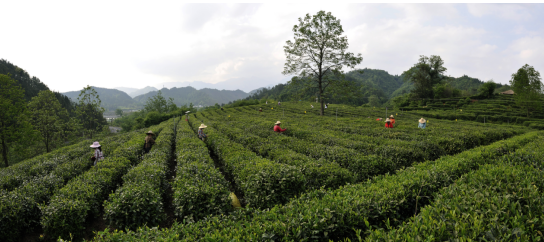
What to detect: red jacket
<box><xmin>274</xmin><ymin>125</ymin><xmax>286</xmax><ymax>133</ymax></box>
<box><xmin>385</xmin><ymin>122</ymin><xmax>393</xmax><ymax>128</ymax></box>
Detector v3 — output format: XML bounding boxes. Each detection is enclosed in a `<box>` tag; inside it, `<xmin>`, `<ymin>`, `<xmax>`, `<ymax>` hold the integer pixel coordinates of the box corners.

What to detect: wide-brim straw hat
<box><xmin>90</xmin><ymin>141</ymin><xmax>101</xmax><ymax>148</ymax></box>
<box><xmin>199</xmin><ymin>124</ymin><xmax>207</xmax><ymax>129</ymax></box>
<box><xmin>390</xmin><ymin>115</ymin><xmax>394</xmax><ymax>118</ymax></box>
<box><xmin>385</xmin><ymin>118</ymin><xmax>391</xmax><ymax>123</ymax></box>
<box><xmin>146</xmin><ymin>131</ymin><xmax>155</xmax><ymax>135</ymax></box>
<box><xmin>419</xmin><ymin>118</ymin><xmax>426</xmax><ymax>123</ymax></box>
<box><xmin>275</xmin><ymin>121</ymin><xmax>281</xmax><ymax>125</ymax></box>
<box><xmin>185</xmin><ymin>111</ymin><xmax>191</xmax><ymax>114</ymax></box>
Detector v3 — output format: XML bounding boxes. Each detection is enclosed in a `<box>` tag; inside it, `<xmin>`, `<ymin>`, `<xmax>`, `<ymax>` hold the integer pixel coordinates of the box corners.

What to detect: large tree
<box><xmin>510</xmin><ymin>64</ymin><xmax>543</xmax><ymax>117</ymax></box>
<box><xmin>28</xmin><ymin>90</ymin><xmax>68</xmax><ymax>152</ymax></box>
<box><xmin>144</xmin><ymin>90</ymin><xmax>167</xmax><ymax>113</ymax></box>
<box><xmin>283</xmin><ymin>10</ymin><xmax>363</xmax><ymax>115</ymax></box>
<box><xmin>0</xmin><ymin>74</ymin><xmax>34</xmax><ymax>167</ymax></box>
<box><xmin>402</xmin><ymin>55</ymin><xmax>447</xmax><ymax>99</ymax></box>
<box><xmin>76</xmin><ymin>85</ymin><xmax>106</xmax><ymax>139</ymax></box>
<box><xmin>478</xmin><ymin>80</ymin><xmax>497</xmax><ymax>98</ymax></box>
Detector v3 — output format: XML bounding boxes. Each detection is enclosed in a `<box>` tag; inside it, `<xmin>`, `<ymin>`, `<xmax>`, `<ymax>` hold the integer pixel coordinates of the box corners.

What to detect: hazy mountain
<box><xmin>133</xmin><ymin>87</ymin><xmax>249</xmax><ymax>107</ymax></box>
<box><xmin>249</xmin><ymin>86</ymin><xmax>276</xmax><ymax>95</ymax></box>
<box><xmin>114</xmin><ymin>87</ymin><xmax>138</xmax><ymax>94</ymax></box>
<box><xmin>129</xmin><ymin>86</ymin><xmax>158</xmax><ymax>98</ymax></box>
<box><xmin>63</xmin><ymin>87</ymin><xmax>136</xmax><ymax>110</ymax></box>
<box><xmin>160</xmin><ymin>81</ymin><xmax>233</xmax><ymax>91</ymax></box>
<box><xmin>115</xmin><ymin>86</ymin><xmax>158</xmax><ymax>98</ymax></box>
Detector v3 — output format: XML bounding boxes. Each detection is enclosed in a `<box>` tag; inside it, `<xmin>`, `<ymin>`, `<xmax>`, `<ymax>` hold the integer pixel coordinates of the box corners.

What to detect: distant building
<box><xmin>500</xmin><ymin>90</ymin><xmax>515</xmax><ymax>95</ymax></box>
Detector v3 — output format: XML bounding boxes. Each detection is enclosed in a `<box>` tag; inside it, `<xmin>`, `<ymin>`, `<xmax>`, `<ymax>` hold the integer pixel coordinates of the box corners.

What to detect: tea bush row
<box><xmin>0</xmin><ymin>139</ymin><xmax>95</xmax><ymax>191</ymax></box>
<box><xmin>204</xmin><ymin>111</ymin><xmax>520</xmax><ymax>182</ymax></box>
<box><xmin>0</xmin><ymin>132</ymin><xmax>134</xmax><ymax>241</ymax></box>
<box><xmin>40</xmin><ymin>123</ymin><xmax>168</xmax><ymax>240</ymax></box>
<box><xmin>197</xmin><ymin>113</ymin><xmax>355</xmax><ymax>189</ymax></box>
<box><xmin>366</xmin><ymin>151</ymin><xmax>544</xmax><ymax>241</ymax></box>
<box><xmin>90</xmin><ymin>131</ymin><xmax>540</xmax><ymax>241</ymax></box>
<box><xmin>103</xmin><ymin>118</ymin><xmax>177</xmax><ymax>230</ymax></box>
<box><xmin>172</xmin><ymin>120</ymin><xmax>232</xmax><ymax>222</ymax></box>
<box><xmin>188</xmin><ymin>115</ymin><xmax>307</xmax><ymax>209</ymax></box>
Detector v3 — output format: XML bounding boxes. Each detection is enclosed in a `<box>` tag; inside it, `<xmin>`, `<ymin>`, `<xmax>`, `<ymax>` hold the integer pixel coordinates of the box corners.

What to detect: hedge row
<box><xmin>188</xmin><ymin>115</ymin><xmax>307</xmax><ymax>209</ymax></box>
<box><xmin>366</xmin><ymin>144</ymin><xmax>544</xmax><ymax>241</ymax></box>
<box><xmin>232</xmin><ymin>105</ymin><xmax>525</xmax><ymax>148</ymax></box>
<box><xmin>205</xmin><ymin>111</ymin><xmax>520</xmax><ymax>182</ymax></box>
<box><xmin>172</xmin><ymin>120</ymin><xmax>232</xmax><ymax>221</ymax></box>
<box><xmin>0</xmin><ymin>140</ymin><xmax>91</xmax><ymax>191</ymax></box>
<box><xmin>103</xmin><ymin>118</ymin><xmax>177</xmax><ymax>230</ymax></box>
<box><xmin>40</xmin><ymin>124</ymin><xmax>167</xmax><ymax>240</ymax></box>
<box><xmin>198</xmin><ymin>113</ymin><xmax>355</xmax><ymax>189</ymax></box>
<box><xmin>91</xmin><ymin>131</ymin><xmax>540</xmax><ymax>241</ymax></box>
<box><xmin>0</xmin><ymin>133</ymin><xmax>133</xmax><ymax>241</ymax></box>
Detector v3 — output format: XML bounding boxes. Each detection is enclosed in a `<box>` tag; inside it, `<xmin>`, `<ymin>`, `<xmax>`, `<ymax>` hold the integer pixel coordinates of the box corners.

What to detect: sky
<box><xmin>1</xmin><ymin>2</ymin><xmax>543</xmax><ymax>93</ymax></box>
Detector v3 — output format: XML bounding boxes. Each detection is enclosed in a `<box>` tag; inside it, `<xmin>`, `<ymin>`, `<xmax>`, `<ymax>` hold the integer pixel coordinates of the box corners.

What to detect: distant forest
<box><xmin>244</xmin><ymin>68</ymin><xmax>511</xmax><ymax>107</ymax></box>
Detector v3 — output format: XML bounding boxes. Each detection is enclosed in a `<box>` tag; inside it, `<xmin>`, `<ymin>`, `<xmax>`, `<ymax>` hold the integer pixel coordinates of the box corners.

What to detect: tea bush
<box><xmin>103</xmin><ymin>118</ymin><xmax>177</xmax><ymax>230</ymax></box>
<box><xmin>172</xmin><ymin>121</ymin><xmax>232</xmax><ymax>221</ymax></box>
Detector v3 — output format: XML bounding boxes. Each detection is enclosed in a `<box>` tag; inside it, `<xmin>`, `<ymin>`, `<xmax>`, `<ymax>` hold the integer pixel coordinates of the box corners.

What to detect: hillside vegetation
<box><xmin>63</xmin><ymin>86</ymin><xmax>135</xmax><ymax>111</ymax></box>
<box><xmin>246</xmin><ymin>68</ymin><xmax>510</xmax><ymax>107</ymax></box>
<box><xmin>132</xmin><ymin>86</ymin><xmax>250</xmax><ymax>107</ymax></box>
<box><xmin>3</xmin><ymin>102</ymin><xmax>544</xmax><ymax>241</ymax></box>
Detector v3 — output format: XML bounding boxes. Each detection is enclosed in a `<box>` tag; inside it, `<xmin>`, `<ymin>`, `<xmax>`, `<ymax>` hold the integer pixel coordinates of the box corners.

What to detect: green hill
<box><xmin>63</xmin><ymin>87</ymin><xmax>136</xmax><ymax>111</ymax></box>
<box><xmin>247</xmin><ymin>68</ymin><xmax>509</xmax><ymax>107</ymax></box>
<box><xmin>0</xmin><ymin>59</ymin><xmax>74</xmax><ymax>112</ymax></box>
<box><xmin>132</xmin><ymin>87</ymin><xmax>249</xmax><ymax>107</ymax></box>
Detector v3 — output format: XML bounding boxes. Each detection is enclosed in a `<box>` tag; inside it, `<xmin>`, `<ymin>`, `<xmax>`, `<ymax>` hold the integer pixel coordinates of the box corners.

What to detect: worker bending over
<box><xmin>274</xmin><ymin>121</ymin><xmax>287</xmax><ymax>133</ymax></box>
<box><xmin>418</xmin><ymin>118</ymin><xmax>426</xmax><ymax>129</ymax></box>
<box><xmin>385</xmin><ymin>118</ymin><xmax>393</xmax><ymax>128</ymax></box>
<box><xmin>198</xmin><ymin>124</ymin><xmax>208</xmax><ymax>141</ymax></box>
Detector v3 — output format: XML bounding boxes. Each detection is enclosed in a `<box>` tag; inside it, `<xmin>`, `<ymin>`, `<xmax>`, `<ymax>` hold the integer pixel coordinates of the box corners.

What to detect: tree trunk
<box><xmin>2</xmin><ymin>136</ymin><xmax>8</xmax><ymax>167</ymax></box>
<box><xmin>319</xmin><ymin>77</ymin><xmax>324</xmax><ymax>116</ymax></box>
<box><xmin>45</xmin><ymin>136</ymin><xmax>50</xmax><ymax>153</ymax></box>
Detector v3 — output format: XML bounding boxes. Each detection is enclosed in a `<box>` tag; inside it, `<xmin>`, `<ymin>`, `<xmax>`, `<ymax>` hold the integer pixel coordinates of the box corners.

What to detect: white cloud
<box><xmin>467</xmin><ymin>3</ymin><xmax>532</xmax><ymax>21</ymax></box>
<box><xmin>0</xmin><ymin>2</ymin><xmax>542</xmax><ymax>92</ymax></box>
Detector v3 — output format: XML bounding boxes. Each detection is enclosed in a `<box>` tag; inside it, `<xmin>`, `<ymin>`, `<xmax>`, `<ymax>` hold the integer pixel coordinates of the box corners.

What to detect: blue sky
<box><xmin>1</xmin><ymin>2</ymin><xmax>543</xmax><ymax>93</ymax></box>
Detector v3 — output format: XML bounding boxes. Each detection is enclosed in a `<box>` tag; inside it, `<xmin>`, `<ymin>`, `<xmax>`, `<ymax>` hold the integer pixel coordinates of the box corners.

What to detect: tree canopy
<box><xmin>0</xmin><ymin>74</ymin><xmax>35</xmax><ymax>167</ymax></box>
<box><xmin>283</xmin><ymin>10</ymin><xmax>363</xmax><ymax>115</ymax></box>
<box><xmin>28</xmin><ymin>90</ymin><xmax>68</xmax><ymax>152</ymax></box>
<box><xmin>76</xmin><ymin>85</ymin><xmax>106</xmax><ymax>139</ymax></box>
<box><xmin>510</xmin><ymin>64</ymin><xmax>543</xmax><ymax>117</ymax></box>
<box><xmin>478</xmin><ymin>80</ymin><xmax>497</xmax><ymax>98</ymax></box>
<box><xmin>402</xmin><ymin>55</ymin><xmax>447</xmax><ymax>99</ymax></box>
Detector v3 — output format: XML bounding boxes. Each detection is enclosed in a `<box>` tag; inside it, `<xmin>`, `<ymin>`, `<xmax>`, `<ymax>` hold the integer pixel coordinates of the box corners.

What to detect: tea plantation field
<box><xmin>1</xmin><ymin>102</ymin><xmax>543</xmax><ymax>241</ymax></box>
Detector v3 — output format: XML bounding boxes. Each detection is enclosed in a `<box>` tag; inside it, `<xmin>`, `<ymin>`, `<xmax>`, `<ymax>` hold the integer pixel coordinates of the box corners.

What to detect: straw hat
<box><xmin>90</xmin><ymin>141</ymin><xmax>101</xmax><ymax>148</ymax></box>
<box><xmin>385</xmin><ymin>118</ymin><xmax>391</xmax><ymax>123</ymax></box>
<box><xmin>275</xmin><ymin>121</ymin><xmax>281</xmax><ymax>125</ymax></box>
<box><xmin>389</xmin><ymin>115</ymin><xmax>394</xmax><ymax>118</ymax></box>
<box><xmin>419</xmin><ymin>118</ymin><xmax>426</xmax><ymax>123</ymax></box>
<box><xmin>146</xmin><ymin>131</ymin><xmax>155</xmax><ymax>135</ymax></box>
<box><xmin>199</xmin><ymin>124</ymin><xmax>207</xmax><ymax>129</ymax></box>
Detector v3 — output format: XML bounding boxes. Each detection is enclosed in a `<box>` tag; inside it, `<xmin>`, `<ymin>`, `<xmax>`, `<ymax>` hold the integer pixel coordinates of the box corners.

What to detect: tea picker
<box><xmin>418</xmin><ymin>118</ymin><xmax>426</xmax><ymax>129</ymax></box>
<box><xmin>385</xmin><ymin>118</ymin><xmax>393</xmax><ymax>128</ymax></box>
<box><xmin>274</xmin><ymin>121</ymin><xmax>287</xmax><ymax>133</ymax></box>
<box><xmin>143</xmin><ymin>131</ymin><xmax>155</xmax><ymax>154</ymax></box>
<box><xmin>90</xmin><ymin>141</ymin><xmax>104</xmax><ymax>166</ymax></box>
<box><xmin>198</xmin><ymin>124</ymin><xmax>207</xmax><ymax>141</ymax></box>
<box><xmin>389</xmin><ymin>115</ymin><xmax>395</xmax><ymax>125</ymax></box>
<box><xmin>185</xmin><ymin>111</ymin><xmax>190</xmax><ymax>121</ymax></box>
